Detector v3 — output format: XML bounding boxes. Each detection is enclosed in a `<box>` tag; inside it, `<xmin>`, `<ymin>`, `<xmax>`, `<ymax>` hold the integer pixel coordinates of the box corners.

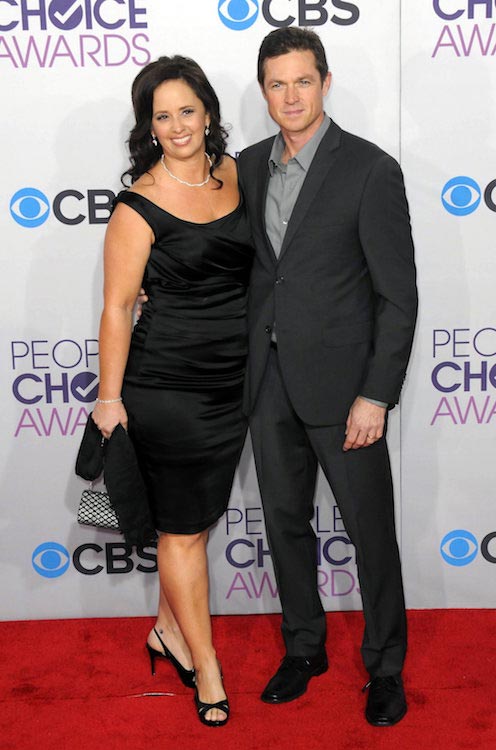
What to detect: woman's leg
<box><xmin>157</xmin><ymin>530</ymin><xmax>227</xmax><ymax>722</ymax></box>
<box><xmin>147</xmin><ymin>578</ymin><xmax>194</xmax><ymax>671</ymax></box>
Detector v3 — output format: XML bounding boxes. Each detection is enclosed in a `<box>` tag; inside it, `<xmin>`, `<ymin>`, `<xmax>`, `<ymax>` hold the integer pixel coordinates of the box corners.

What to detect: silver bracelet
<box><xmin>95</xmin><ymin>397</ymin><xmax>122</xmax><ymax>404</ymax></box>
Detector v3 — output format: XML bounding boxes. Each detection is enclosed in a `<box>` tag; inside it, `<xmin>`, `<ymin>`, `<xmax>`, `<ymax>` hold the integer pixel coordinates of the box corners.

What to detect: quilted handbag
<box><xmin>77</xmin><ymin>488</ymin><xmax>120</xmax><ymax>530</ymax></box>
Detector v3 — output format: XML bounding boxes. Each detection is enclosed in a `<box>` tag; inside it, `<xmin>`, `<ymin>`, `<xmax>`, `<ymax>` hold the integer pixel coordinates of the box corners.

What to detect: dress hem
<box><xmin>155</xmin><ymin>507</ymin><xmax>228</xmax><ymax>535</ymax></box>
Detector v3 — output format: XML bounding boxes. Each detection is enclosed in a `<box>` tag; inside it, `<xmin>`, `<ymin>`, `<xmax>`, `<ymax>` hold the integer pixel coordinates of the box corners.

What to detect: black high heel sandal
<box><xmin>194</xmin><ymin>688</ymin><xmax>230</xmax><ymax>728</ymax></box>
<box><xmin>146</xmin><ymin>627</ymin><xmax>195</xmax><ymax>688</ymax></box>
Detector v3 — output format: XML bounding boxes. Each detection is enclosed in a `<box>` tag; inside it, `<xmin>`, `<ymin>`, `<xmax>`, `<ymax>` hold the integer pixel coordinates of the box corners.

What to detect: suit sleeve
<box><xmin>358</xmin><ymin>154</ymin><xmax>418</xmax><ymax>404</ymax></box>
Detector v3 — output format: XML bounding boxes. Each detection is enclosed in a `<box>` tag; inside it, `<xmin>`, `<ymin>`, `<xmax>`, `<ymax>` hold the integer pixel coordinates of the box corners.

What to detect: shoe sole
<box><xmin>365</xmin><ymin>705</ymin><xmax>407</xmax><ymax>727</ymax></box>
<box><xmin>260</xmin><ymin>663</ymin><xmax>328</xmax><ymax>704</ymax></box>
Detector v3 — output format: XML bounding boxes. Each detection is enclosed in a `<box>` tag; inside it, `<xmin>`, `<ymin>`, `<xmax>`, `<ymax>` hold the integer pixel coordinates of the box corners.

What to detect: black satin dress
<box><xmin>116</xmin><ymin>190</ymin><xmax>253</xmax><ymax>534</ymax></box>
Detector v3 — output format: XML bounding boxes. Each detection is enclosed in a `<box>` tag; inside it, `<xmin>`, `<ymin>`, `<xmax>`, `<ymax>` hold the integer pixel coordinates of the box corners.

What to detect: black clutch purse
<box><xmin>75</xmin><ymin>413</ymin><xmax>105</xmax><ymax>481</ymax></box>
<box><xmin>75</xmin><ymin>413</ymin><xmax>157</xmax><ymax>545</ymax></box>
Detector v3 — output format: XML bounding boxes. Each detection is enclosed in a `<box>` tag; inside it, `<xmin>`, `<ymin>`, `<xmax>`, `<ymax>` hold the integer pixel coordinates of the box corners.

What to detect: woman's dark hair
<box><xmin>257</xmin><ymin>27</ymin><xmax>329</xmax><ymax>87</ymax></box>
<box><xmin>122</xmin><ymin>55</ymin><xmax>228</xmax><ymax>186</ymax></box>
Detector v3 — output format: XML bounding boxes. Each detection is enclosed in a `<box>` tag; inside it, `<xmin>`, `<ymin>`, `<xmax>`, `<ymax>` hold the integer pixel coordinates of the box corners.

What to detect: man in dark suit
<box><xmin>237</xmin><ymin>27</ymin><xmax>417</xmax><ymax>726</ymax></box>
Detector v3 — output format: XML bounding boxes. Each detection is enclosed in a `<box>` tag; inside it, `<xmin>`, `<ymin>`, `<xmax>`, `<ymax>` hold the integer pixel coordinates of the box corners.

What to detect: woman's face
<box><xmin>151</xmin><ymin>79</ymin><xmax>210</xmax><ymax>162</ymax></box>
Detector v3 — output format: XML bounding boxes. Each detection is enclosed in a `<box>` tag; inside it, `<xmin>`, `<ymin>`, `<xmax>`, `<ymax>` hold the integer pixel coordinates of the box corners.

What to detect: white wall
<box><xmin>1</xmin><ymin>1</ymin><xmax>493</xmax><ymax>619</ymax></box>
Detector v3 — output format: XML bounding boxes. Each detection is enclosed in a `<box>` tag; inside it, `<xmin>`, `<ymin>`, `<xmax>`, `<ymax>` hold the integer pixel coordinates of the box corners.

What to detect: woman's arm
<box><xmin>92</xmin><ymin>202</ymin><xmax>153</xmax><ymax>438</ymax></box>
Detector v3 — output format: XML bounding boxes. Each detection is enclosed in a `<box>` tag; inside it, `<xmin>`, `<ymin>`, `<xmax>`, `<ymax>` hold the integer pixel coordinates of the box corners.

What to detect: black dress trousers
<box><xmin>249</xmin><ymin>348</ymin><xmax>407</xmax><ymax>677</ymax></box>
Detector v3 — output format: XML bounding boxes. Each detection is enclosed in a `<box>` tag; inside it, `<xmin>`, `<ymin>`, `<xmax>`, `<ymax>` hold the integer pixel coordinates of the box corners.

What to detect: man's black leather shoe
<box><xmin>364</xmin><ymin>675</ymin><xmax>407</xmax><ymax>726</ymax></box>
<box><xmin>261</xmin><ymin>653</ymin><xmax>328</xmax><ymax>703</ymax></box>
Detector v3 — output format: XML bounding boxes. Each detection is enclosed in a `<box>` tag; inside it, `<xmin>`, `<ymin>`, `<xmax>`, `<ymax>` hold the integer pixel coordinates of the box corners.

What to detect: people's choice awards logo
<box><xmin>430</xmin><ymin>326</ymin><xmax>496</xmax><ymax>427</ymax></box>
<box><xmin>48</xmin><ymin>0</ymin><xmax>85</xmax><ymax>30</ymax></box>
<box><xmin>11</xmin><ymin>337</ymin><xmax>99</xmax><ymax>438</ymax></box>
<box><xmin>441</xmin><ymin>177</ymin><xmax>481</xmax><ymax>216</ymax></box>
<box><xmin>223</xmin><ymin>504</ymin><xmax>360</xmax><ymax>601</ymax></box>
<box><xmin>0</xmin><ymin>0</ymin><xmax>151</xmax><ymax>69</ymax></box>
<box><xmin>218</xmin><ymin>0</ymin><xmax>259</xmax><ymax>30</ymax></box>
<box><xmin>440</xmin><ymin>530</ymin><xmax>478</xmax><ymax>566</ymax></box>
<box><xmin>432</xmin><ymin>1</ymin><xmax>496</xmax><ymax>58</ymax></box>
<box><xmin>10</xmin><ymin>188</ymin><xmax>50</xmax><ymax>228</ymax></box>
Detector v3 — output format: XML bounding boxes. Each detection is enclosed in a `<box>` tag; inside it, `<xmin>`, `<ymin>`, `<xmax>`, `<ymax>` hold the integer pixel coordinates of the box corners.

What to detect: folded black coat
<box><xmin>75</xmin><ymin>415</ymin><xmax>157</xmax><ymax>546</ymax></box>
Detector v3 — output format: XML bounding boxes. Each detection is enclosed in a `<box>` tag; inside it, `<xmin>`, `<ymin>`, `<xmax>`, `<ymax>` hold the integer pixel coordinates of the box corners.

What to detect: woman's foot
<box><xmin>146</xmin><ymin>626</ymin><xmax>195</xmax><ymax>687</ymax></box>
<box><xmin>194</xmin><ymin>660</ymin><xmax>228</xmax><ymax>725</ymax></box>
<box><xmin>147</xmin><ymin>625</ymin><xmax>193</xmax><ymax>670</ymax></box>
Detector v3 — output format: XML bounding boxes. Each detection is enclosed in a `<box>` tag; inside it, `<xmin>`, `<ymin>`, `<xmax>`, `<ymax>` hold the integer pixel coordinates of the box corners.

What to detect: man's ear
<box><xmin>322</xmin><ymin>71</ymin><xmax>332</xmax><ymax>96</ymax></box>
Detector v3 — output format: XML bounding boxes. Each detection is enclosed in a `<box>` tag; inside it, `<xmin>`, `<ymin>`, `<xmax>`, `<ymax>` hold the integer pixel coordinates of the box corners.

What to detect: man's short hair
<box><xmin>257</xmin><ymin>27</ymin><xmax>329</xmax><ymax>86</ymax></box>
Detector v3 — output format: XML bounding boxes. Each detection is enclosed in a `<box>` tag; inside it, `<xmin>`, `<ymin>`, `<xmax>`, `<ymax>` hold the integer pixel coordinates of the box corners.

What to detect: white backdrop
<box><xmin>400</xmin><ymin>1</ymin><xmax>496</xmax><ymax>605</ymax></box>
<box><xmin>1</xmin><ymin>1</ymin><xmax>494</xmax><ymax>620</ymax></box>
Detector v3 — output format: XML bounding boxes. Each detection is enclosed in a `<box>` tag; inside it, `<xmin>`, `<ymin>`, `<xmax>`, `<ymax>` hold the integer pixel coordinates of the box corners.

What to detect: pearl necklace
<box><xmin>160</xmin><ymin>152</ymin><xmax>212</xmax><ymax>187</ymax></box>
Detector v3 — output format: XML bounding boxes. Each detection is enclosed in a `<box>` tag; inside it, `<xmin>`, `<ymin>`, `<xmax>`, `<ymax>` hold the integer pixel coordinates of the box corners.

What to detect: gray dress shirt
<box><xmin>265</xmin><ymin>116</ymin><xmax>331</xmax><ymax>257</ymax></box>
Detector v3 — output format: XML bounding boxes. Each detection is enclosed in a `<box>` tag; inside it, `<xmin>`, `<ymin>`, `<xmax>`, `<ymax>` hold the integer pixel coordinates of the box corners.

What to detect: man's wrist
<box><xmin>359</xmin><ymin>395</ymin><xmax>388</xmax><ymax>408</ymax></box>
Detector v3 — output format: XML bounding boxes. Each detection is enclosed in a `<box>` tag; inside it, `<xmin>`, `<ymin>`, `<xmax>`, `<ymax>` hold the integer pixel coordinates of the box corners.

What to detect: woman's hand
<box><xmin>136</xmin><ymin>287</ymin><xmax>149</xmax><ymax>320</ymax></box>
<box><xmin>92</xmin><ymin>401</ymin><xmax>128</xmax><ymax>440</ymax></box>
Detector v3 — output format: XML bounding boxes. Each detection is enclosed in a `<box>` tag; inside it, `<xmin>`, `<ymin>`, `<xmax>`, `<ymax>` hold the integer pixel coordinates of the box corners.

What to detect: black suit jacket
<box><xmin>238</xmin><ymin>120</ymin><xmax>418</xmax><ymax>425</ymax></box>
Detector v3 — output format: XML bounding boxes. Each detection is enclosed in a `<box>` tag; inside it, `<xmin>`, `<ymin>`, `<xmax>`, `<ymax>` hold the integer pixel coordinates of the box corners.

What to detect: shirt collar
<box><xmin>268</xmin><ymin>114</ymin><xmax>331</xmax><ymax>176</ymax></box>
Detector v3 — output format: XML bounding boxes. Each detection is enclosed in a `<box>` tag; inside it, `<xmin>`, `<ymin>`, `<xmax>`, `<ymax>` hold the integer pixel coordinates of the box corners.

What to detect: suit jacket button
<box><xmin>265</xmin><ymin>326</ymin><xmax>272</xmax><ymax>334</ymax></box>
<box><xmin>275</xmin><ymin>276</ymin><xmax>285</xmax><ymax>285</ymax></box>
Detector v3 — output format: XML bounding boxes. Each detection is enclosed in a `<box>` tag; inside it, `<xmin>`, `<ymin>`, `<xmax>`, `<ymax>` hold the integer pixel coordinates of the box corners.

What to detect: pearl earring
<box><xmin>152</xmin><ymin>135</ymin><xmax>158</xmax><ymax>147</ymax></box>
<box><xmin>205</xmin><ymin>126</ymin><xmax>210</xmax><ymax>136</ymax></box>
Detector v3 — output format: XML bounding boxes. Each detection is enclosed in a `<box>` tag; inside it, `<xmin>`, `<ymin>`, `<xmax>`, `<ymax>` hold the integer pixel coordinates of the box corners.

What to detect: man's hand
<box><xmin>343</xmin><ymin>396</ymin><xmax>386</xmax><ymax>451</ymax></box>
<box><xmin>135</xmin><ymin>287</ymin><xmax>148</xmax><ymax>320</ymax></box>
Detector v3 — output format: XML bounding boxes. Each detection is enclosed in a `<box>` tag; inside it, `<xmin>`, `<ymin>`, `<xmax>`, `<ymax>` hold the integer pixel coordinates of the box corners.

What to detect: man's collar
<box><xmin>268</xmin><ymin>114</ymin><xmax>331</xmax><ymax>175</ymax></box>
<box><xmin>268</xmin><ymin>133</ymin><xmax>284</xmax><ymax>176</ymax></box>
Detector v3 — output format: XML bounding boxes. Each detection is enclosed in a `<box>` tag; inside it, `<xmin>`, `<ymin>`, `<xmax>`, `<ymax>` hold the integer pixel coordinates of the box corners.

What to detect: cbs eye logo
<box><xmin>440</xmin><ymin>529</ymin><xmax>496</xmax><ymax>566</ymax></box>
<box><xmin>10</xmin><ymin>188</ymin><xmax>50</xmax><ymax>227</ymax></box>
<box><xmin>32</xmin><ymin>542</ymin><xmax>70</xmax><ymax>578</ymax></box>
<box><xmin>440</xmin><ymin>530</ymin><xmax>478</xmax><ymax>566</ymax></box>
<box><xmin>441</xmin><ymin>176</ymin><xmax>496</xmax><ymax>216</ymax></box>
<box><xmin>218</xmin><ymin>0</ymin><xmax>258</xmax><ymax>30</ymax></box>
<box><xmin>441</xmin><ymin>177</ymin><xmax>480</xmax><ymax>216</ymax></box>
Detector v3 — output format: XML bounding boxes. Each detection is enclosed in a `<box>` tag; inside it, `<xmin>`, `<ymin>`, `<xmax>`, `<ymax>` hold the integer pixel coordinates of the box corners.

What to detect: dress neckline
<box><xmin>122</xmin><ymin>190</ymin><xmax>243</xmax><ymax>227</ymax></box>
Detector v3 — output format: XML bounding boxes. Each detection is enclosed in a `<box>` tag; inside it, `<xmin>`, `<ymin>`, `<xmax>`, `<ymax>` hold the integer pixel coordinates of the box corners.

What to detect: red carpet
<box><xmin>1</xmin><ymin>610</ymin><xmax>495</xmax><ymax>749</ymax></box>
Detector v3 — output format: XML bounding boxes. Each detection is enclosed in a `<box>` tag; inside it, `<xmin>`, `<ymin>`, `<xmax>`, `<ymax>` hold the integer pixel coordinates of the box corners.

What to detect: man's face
<box><xmin>261</xmin><ymin>49</ymin><xmax>331</xmax><ymax>140</ymax></box>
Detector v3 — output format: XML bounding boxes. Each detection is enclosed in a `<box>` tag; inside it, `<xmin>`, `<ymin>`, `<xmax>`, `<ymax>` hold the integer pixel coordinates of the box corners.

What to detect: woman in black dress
<box><xmin>92</xmin><ymin>56</ymin><xmax>253</xmax><ymax>727</ymax></box>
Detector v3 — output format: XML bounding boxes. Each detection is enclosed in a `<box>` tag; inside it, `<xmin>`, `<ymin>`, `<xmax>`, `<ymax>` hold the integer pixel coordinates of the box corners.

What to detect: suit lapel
<box><xmin>278</xmin><ymin>122</ymin><xmax>342</xmax><ymax>262</ymax></box>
